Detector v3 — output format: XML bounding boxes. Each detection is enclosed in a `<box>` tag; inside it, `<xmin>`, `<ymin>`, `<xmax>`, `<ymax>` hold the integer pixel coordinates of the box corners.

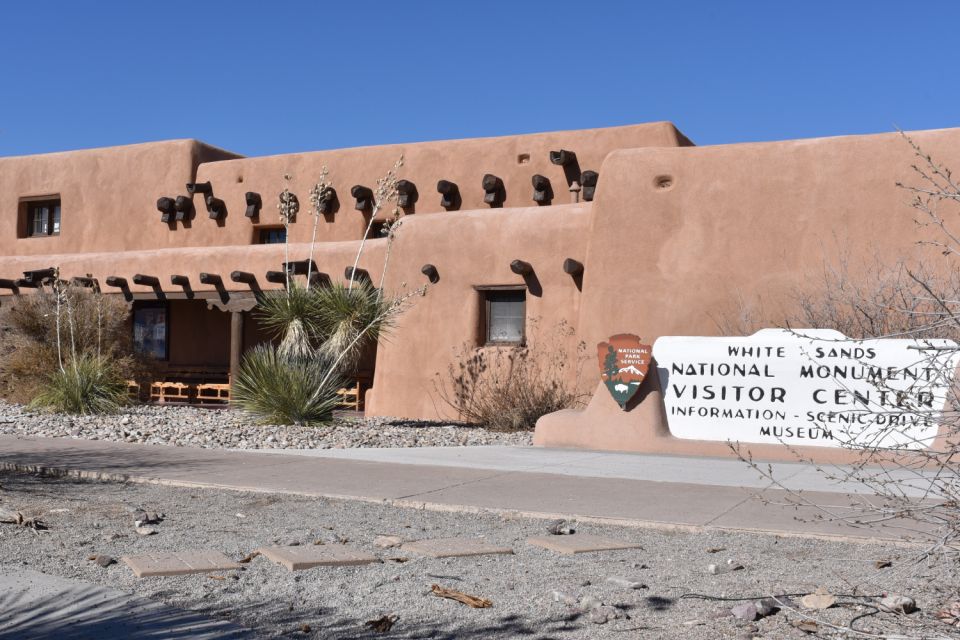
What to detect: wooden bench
<box><xmin>195</xmin><ymin>381</ymin><xmax>231</xmax><ymax>403</ymax></box>
<box><xmin>147</xmin><ymin>367</ymin><xmax>230</xmax><ymax>405</ymax></box>
<box><xmin>335</xmin><ymin>374</ymin><xmax>372</xmax><ymax>411</ymax></box>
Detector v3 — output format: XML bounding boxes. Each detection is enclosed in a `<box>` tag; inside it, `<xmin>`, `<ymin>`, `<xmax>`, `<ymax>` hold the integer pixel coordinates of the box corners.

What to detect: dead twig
<box><xmin>430</xmin><ymin>584</ymin><xmax>492</xmax><ymax>608</ymax></box>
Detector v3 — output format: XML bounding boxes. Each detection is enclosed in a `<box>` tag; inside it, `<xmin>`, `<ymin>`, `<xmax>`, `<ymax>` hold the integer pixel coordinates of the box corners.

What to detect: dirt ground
<box><xmin>0</xmin><ymin>471</ymin><xmax>958</xmax><ymax>639</ymax></box>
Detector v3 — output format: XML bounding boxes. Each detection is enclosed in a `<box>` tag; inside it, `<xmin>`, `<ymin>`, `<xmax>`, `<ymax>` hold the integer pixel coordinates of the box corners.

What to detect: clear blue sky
<box><xmin>1</xmin><ymin>1</ymin><xmax>956</xmax><ymax>158</ymax></box>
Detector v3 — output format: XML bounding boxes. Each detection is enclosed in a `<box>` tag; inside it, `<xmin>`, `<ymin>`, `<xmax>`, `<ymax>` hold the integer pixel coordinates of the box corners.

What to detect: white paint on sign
<box><xmin>653</xmin><ymin>329</ymin><xmax>959</xmax><ymax>449</ymax></box>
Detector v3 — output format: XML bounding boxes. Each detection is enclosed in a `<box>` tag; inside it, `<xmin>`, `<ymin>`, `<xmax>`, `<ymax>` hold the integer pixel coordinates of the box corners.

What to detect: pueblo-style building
<box><xmin>1</xmin><ymin>122</ymin><xmax>958</xmax><ymax>460</ymax></box>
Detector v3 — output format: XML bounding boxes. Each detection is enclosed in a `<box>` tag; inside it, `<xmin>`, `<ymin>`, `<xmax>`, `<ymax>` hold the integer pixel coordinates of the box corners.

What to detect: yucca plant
<box><xmin>231</xmin><ymin>343</ymin><xmax>344</xmax><ymax>425</ymax></box>
<box><xmin>313</xmin><ymin>281</ymin><xmax>398</xmax><ymax>369</ymax></box>
<box><xmin>235</xmin><ymin>158</ymin><xmax>425</xmax><ymax>426</ymax></box>
<box><xmin>30</xmin><ymin>353</ymin><xmax>127</xmax><ymax>415</ymax></box>
<box><xmin>254</xmin><ymin>280</ymin><xmax>324</xmax><ymax>356</ymax></box>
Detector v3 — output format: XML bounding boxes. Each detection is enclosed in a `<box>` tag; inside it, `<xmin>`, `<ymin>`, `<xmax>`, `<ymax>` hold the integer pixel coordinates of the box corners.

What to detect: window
<box><xmin>480</xmin><ymin>288</ymin><xmax>526</xmax><ymax>345</ymax></box>
<box><xmin>257</xmin><ymin>227</ymin><xmax>286</xmax><ymax>244</ymax></box>
<box><xmin>133</xmin><ymin>302</ymin><xmax>169</xmax><ymax>360</ymax></box>
<box><xmin>24</xmin><ymin>199</ymin><xmax>61</xmax><ymax>237</ymax></box>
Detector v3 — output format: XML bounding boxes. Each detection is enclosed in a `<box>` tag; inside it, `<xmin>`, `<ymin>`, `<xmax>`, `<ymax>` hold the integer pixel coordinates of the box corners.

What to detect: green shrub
<box><xmin>30</xmin><ymin>354</ymin><xmax>128</xmax><ymax>415</ymax></box>
<box><xmin>231</xmin><ymin>344</ymin><xmax>344</xmax><ymax>426</ymax></box>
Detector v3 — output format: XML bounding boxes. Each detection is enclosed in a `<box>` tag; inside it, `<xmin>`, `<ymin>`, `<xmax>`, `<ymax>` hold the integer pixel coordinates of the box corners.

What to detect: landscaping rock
<box><xmin>587</xmin><ymin>605</ymin><xmax>622</xmax><ymax>624</ymax></box>
<box><xmin>546</xmin><ymin>519</ymin><xmax>575</xmax><ymax>535</ymax></box>
<box><xmin>0</xmin><ymin>402</ymin><xmax>533</xmax><ymax>450</ymax></box>
<box><xmin>707</xmin><ymin>559</ymin><xmax>744</xmax><ymax>574</ymax></box>
<box><xmin>578</xmin><ymin>595</ymin><xmax>604</xmax><ymax>611</ymax></box>
<box><xmin>92</xmin><ymin>554</ymin><xmax>115</xmax><ymax>567</ymax></box>
<box><xmin>604</xmin><ymin>576</ymin><xmax>647</xmax><ymax>590</ymax></box>
<box><xmin>879</xmin><ymin>594</ymin><xmax>917</xmax><ymax>614</ymax></box>
<box><xmin>550</xmin><ymin>590</ymin><xmax>578</xmax><ymax>606</ymax></box>
<box><xmin>731</xmin><ymin>602</ymin><xmax>758</xmax><ymax>621</ymax></box>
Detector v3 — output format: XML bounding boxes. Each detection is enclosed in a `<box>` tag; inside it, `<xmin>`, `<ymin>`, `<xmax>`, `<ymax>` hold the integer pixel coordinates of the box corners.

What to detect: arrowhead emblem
<box><xmin>598</xmin><ymin>334</ymin><xmax>652</xmax><ymax>410</ymax></box>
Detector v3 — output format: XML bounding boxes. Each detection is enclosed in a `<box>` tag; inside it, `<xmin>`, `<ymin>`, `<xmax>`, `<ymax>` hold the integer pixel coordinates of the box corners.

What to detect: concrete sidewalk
<box><xmin>0</xmin><ymin>435</ymin><xmax>919</xmax><ymax>542</ymax></box>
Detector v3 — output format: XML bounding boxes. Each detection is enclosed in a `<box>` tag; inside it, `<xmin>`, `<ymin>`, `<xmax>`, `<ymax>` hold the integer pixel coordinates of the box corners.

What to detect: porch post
<box><xmin>230</xmin><ymin>310</ymin><xmax>244</xmax><ymax>389</ymax></box>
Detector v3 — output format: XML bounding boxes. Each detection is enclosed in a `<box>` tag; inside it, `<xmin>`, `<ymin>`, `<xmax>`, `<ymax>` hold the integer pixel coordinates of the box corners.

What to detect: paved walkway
<box><xmin>0</xmin><ymin>567</ymin><xmax>251</xmax><ymax>639</ymax></box>
<box><xmin>0</xmin><ymin>435</ymin><xmax>923</xmax><ymax>542</ymax></box>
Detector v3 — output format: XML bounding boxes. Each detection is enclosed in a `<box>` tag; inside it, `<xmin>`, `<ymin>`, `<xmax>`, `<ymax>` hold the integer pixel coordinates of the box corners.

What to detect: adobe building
<box><xmin>1</xmin><ymin>122</ymin><xmax>957</xmax><ymax>462</ymax></box>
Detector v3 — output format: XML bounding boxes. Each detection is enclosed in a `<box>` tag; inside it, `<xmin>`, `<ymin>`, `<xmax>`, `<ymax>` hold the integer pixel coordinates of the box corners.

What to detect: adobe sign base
<box><xmin>533</xmin><ymin>380</ymin><xmax>905</xmax><ymax>465</ymax></box>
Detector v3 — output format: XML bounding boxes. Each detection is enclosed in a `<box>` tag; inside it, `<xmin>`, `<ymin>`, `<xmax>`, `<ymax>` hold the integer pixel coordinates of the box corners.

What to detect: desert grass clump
<box><xmin>29</xmin><ymin>353</ymin><xmax>127</xmax><ymax>415</ymax></box>
<box><xmin>231</xmin><ymin>344</ymin><xmax>343</xmax><ymax>426</ymax></box>
<box><xmin>434</xmin><ymin>320</ymin><xmax>589</xmax><ymax>432</ymax></box>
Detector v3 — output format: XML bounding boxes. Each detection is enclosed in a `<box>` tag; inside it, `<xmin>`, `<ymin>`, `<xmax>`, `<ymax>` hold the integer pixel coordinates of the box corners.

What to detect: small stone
<box><xmin>135</xmin><ymin>526</ymin><xmax>158</xmax><ymax>536</ymax></box>
<box><xmin>879</xmin><ymin>594</ymin><xmax>916</xmax><ymax>614</ymax></box>
<box><xmin>587</xmin><ymin>605</ymin><xmax>622</xmax><ymax>624</ymax></box>
<box><xmin>708</xmin><ymin>559</ymin><xmax>744</xmax><ymax>574</ymax></box>
<box><xmin>731</xmin><ymin>602</ymin><xmax>758</xmax><ymax>621</ymax></box>
<box><xmin>578</xmin><ymin>595</ymin><xmax>603</xmax><ymax>611</ymax></box>
<box><xmin>92</xmin><ymin>554</ymin><xmax>115</xmax><ymax>567</ymax></box>
<box><xmin>547</xmin><ymin>519</ymin><xmax>575</xmax><ymax>535</ymax></box>
<box><xmin>286</xmin><ymin>540</ymin><xmax>301</xmax><ymax>546</ymax></box>
<box><xmin>374</xmin><ymin>535</ymin><xmax>403</xmax><ymax>549</ymax></box>
<box><xmin>605</xmin><ymin>576</ymin><xmax>647</xmax><ymax>590</ymax></box>
<box><xmin>755</xmin><ymin>598</ymin><xmax>780</xmax><ymax>616</ymax></box>
<box><xmin>550</xmin><ymin>590</ymin><xmax>578</xmax><ymax>606</ymax></box>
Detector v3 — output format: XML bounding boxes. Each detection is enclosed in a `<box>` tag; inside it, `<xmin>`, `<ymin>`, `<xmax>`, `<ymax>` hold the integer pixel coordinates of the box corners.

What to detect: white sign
<box><xmin>653</xmin><ymin>329</ymin><xmax>959</xmax><ymax>449</ymax></box>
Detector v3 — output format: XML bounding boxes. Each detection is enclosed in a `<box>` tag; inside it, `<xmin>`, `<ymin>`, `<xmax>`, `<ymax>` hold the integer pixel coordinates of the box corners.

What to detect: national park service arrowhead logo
<box><xmin>598</xmin><ymin>334</ymin><xmax>652</xmax><ymax>410</ymax></box>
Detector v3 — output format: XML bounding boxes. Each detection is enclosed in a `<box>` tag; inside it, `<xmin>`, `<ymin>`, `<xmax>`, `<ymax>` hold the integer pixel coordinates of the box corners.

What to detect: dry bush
<box><xmin>434</xmin><ymin>319</ymin><xmax>589</xmax><ymax>432</ymax></box>
<box><xmin>716</xmin><ymin>136</ymin><xmax>960</xmax><ymax>570</ymax></box>
<box><xmin>0</xmin><ymin>285</ymin><xmax>143</xmax><ymax>403</ymax></box>
<box><xmin>714</xmin><ymin>253</ymin><xmax>960</xmax><ymax>342</ymax></box>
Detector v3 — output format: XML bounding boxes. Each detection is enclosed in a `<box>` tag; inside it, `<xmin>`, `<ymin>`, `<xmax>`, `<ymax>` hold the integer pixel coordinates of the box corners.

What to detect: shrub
<box><xmin>231</xmin><ymin>343</ymin><xmax>344</xmax><ymax>426</ymax></box>
<box><xmin>714</xmin><ymin>254</ymin><xmax>960</xmax><ymax>341</ymax></box>
<box><xmin>434</xmin><ymin>320</ymin><xmax>589</xmax><ymax>431</ymax></box>
<box><xmin>29</xmin><ymin>354</ymin><xmax>127</xmax><ymax>415</ymax></box>
<box><xmin>0</xmin><ymin>283</ymin><xmax>144</xmax><ymax>404</ymax></box>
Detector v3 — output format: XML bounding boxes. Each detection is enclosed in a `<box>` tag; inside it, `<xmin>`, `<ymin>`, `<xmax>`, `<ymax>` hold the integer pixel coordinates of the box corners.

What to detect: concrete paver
<box><xmin>527</xmin><ymin>534</ymin><xmax>644</xmax><ymax>554</ymax></box>
<box><xmin>122</xmin><ymin>551</ymin><xmax>241</xmax><ymax>577</ymax></box>
<box><xmin>257</xmin><ymin>545</ymin><xmax>379</xmax><ymax>571</ymax></box>
<box><xmin>401</xmin><ymin>537</ymin><xmax>514</xmax><ymax>558</ymax></box>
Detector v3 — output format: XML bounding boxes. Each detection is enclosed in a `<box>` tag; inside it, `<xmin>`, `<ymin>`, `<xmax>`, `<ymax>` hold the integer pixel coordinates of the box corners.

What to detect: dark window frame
<box><xmin>255</xmin><ymin>226</ymin><xmax>287</xmax><ymax>244</ymax></box>
<box><xmin>474</xmin><ymin>285</ymin><xmax>527</xmax><ymax>346</ymax></box>
<box><xmin>20</xmin><ymin>197</ymin><xmax>61</xmax><ymax>238</ymax></box>
<box><xmin>132</xmin><ymin>300</ymin><xmax>170</xmax><ymax>362</ymax></box>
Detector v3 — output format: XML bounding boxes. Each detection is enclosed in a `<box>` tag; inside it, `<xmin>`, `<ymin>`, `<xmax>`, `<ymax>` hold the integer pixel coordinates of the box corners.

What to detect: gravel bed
<box><xmin>0</xmin><ymin>401</ymin><xmax>532</xmax><ymax>450</ymax></box>
<box><xmin>0</xmin><ymin>472</ymin><xmax>957</xmax><ymax>639</ymax></box>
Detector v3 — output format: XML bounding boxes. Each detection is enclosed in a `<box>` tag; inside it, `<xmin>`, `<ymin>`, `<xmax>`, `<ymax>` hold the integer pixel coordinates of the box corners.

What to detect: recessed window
<box><xmin>479</xmin><ymin>288</ymin><xmax>526</xmax><ymax>345</ymax></box>
<box><xmin>257</xmin><ymin>227</ymin><xmax>287</xmax><ymax>244</ymax></box>
<box><xmin>133</xmin><ymin>302</ymin><xmax>169</xmax><ymax>361</ymax></box>
<box><xmin>22</xmin><ymin>198</ymin><xmax>61</xmax><ymax>237</ymax></box>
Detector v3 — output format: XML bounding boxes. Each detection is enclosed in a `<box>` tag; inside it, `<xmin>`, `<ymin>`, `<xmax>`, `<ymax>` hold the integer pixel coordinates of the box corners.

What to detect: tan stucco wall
<box><xmin>0</xmin><ymin>140</ymin><xmax>239</xmax><ymax>256</ymax></box>
<box><xmin>534</xmin><ymin>127</ymin><xmax>960</xmax><ymax>462</ymax></box>
<box><xmin>0</xmin><ymin>122</ymin><xmax>685</xmax><ymax>258</ymax></box>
